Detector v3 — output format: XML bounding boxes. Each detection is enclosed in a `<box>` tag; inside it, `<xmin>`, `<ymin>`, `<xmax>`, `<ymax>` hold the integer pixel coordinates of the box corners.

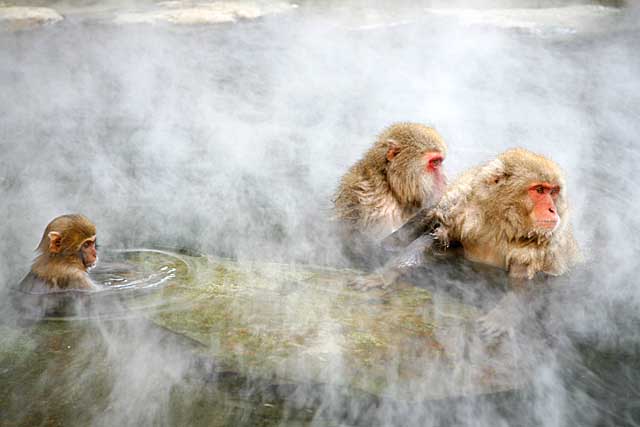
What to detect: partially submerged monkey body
<box><xmin>350</xmin><ymin>148</ymin><xmax>582</xmax><ymax>339</ymax></box>
<box><xmin>19</xmin><ymin>214</ymin><xmax>99</xmax><ymax>294</ymax></box>
<box><xmin>430</xmin><ymin>148</ymin><xmax>579</xmax><ymax>280</ymax></box>
<box><xmin>334</xmin><ymin>122</ymin><xmax>448</xmax><ymax>242</ymax></box>
<box><xmin>358</xmin><ymin>148</ymin><xmax>580</xmax><ymax>289</ymax></box>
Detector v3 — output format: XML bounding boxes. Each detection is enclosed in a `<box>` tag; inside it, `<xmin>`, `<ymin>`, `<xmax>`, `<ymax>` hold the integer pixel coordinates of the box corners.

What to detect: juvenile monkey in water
<box><xmin>334</xmin><ymin>123</ymin><xmax>447</xmax><ymax>258</ymax></box>
<box><xmin>19</xmin><ymin>214</ymin><xmax>99</xmax><ymax>293</ymax></box>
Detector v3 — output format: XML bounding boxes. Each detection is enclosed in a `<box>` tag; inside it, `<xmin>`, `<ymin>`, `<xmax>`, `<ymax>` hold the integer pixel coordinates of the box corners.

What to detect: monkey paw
<box><xmin>348</xmin><ymin>274</ymin><xmax>389</xmax><ymax>291</ymax></box>
<box><xmin>476</xmin><ymin>310</ymin><xmax>514</xmax><ymax>342</ymax></box>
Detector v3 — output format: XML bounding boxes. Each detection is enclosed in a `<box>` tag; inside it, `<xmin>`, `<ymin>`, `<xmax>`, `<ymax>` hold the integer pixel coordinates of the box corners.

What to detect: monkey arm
<box><xmin>350</xmin><ymin>233</ymin><xmax>434</xmax><ymax>290</ymax></box>
<box><xmin>477</xmin><ymin>273</ymin><xmax>556</xmax><ymax>340</ymax></box>
<box><xmin>381</xmin><ymin>208</ymin><xmax>438</xmax><ymax>252</ymax></box>
<box><xmin>476</xmin><ymin>291</ymin><xmax>528</xmax><ymax>340</ymax></box>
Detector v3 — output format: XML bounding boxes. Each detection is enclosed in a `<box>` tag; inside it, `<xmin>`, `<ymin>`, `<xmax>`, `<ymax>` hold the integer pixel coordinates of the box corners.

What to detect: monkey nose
<box><xmin>548</xmin><ymin>207</ymin><xmax>556</xmax><ymax>214</ymax></box>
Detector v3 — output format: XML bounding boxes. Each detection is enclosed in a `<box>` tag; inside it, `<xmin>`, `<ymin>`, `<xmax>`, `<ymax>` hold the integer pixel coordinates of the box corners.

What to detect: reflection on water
<box><xmin>0</xmin><ymin>318</ymin><xmax>334</xmax><ymax>426</ymax></box>
<box><xmin>0</xmin><ymin>248</ymin><xmax>519</xmax><ymax>426</ymax></box>
<box><xmin>10</xmin><ymin>250</ymin><xmax>189</xmax><ymax>320</ymax></box>
<box><xmin>1</xmin><ymin>1</ymin><xmax>639</xmax><ymax>426</ymax></box>
<box><xmin>91</xmin><ymin>249</ymin><xmax>182</xmax><ymax>291</ymax></box>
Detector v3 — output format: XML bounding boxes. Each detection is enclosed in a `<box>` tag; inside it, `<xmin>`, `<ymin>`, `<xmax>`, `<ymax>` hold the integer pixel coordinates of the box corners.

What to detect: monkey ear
<box><xmin>488</xmin><ymin>172</ymin><xmax>512</xmax><ymax>185</ymax></box>
<box><xmin>48</xmin><ymin>231</ymin><xmax>62</xmax><ymax>253</ymax></box>
<box><xmin>481</xmin><ymin>158</ymin><xmax>510</xmax><ymax>185</ymax></box>
<box><xmin>487</xmin><ymin>171</ymin><xmax>511</xmax><ymax>185</ymax></box>
<box><xmin>489</xmin><ymin>172</ymin><xmax>504</xmax><ymax>185</ymax></box>
<box><xmin>386</xmin><ymin>139</ymin><xmax>400</xmax><ymax>161</ymax></box>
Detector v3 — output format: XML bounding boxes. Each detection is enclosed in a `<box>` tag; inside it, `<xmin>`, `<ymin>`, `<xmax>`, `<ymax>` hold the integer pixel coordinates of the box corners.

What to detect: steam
<box><xmin>1</xmin><ymin>0</ymin><xmax>639</xmax><ymax>426</ymax></box>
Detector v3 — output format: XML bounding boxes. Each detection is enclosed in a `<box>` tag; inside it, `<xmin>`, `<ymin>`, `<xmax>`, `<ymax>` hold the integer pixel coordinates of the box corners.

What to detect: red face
<box><xmin>80</xmin><ymin>236</ymin><xmax>98</xmax><ymax>269</ymax></box>
<box><xmin>424</xmin><ymin>151</ymin><xmax>446</xmax><ymax>193</ymax></box>
<box><xmin>528</xmin><ymin>182</ymin><xmax>560</xmax><ymax>230</ymax></box>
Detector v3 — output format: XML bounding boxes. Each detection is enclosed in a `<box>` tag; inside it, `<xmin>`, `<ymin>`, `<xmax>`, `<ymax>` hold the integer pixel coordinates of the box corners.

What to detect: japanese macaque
<box><xmin>434</xmin><ymin>147</ymin><xmax>580</xmax><ymax>278</ymax></box>
<box><xmin>352</xmin><ymin>148</ymin><xmax>580</xmax><ymax>289</ymax></box>
<box><xmin>333</xmin><ymin>123</ymin><xmax>447</xmax><ymax>265</ymax></box>
<box><xmin>18</xmin><ymin>214</ymin><xmax>99</xmax><ymax>293</ymax></box>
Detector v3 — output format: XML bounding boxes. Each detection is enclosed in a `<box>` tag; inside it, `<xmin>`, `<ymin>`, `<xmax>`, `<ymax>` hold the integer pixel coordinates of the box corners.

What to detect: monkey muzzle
<box><xmin>80</xmin><ymin>251</ymin><xmax>98</xmax><ymax>270</ymax></box>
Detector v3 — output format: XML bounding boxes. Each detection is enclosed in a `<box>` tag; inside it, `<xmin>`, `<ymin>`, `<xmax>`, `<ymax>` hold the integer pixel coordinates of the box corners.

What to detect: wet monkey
<box><xmin>19</xmin><ymin>214</ymin><xmax>99</xmax><ymax>293</ymax></box>
<box><xmin>334</xmin><ymin>123</ymin><xmax>447</xmax><ymax>265</ymax></box>
<box><xmin>353</xmin><ymin>148</ymin><xmax>580</xmax><ymax>289</ymax></box>
<box><xmin>431</xmin><ymin>147</ymin><xmax>579</xmax><ymax>280</ymax></box>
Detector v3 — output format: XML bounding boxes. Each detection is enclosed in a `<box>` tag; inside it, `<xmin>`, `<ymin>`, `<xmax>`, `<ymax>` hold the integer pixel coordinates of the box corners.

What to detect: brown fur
<box><xmin>24</xmin><ymin>214</ymin><xmax>97</xmax><ymax>292</ymax></box>
<box><xmin>430</xmin><ymin>148</ymin><xmax>580</xmax><ymax>279</ymax></box>
<box><xmin>334</xmin><ymin>122</ymin><xmax>447</xmax><ymax>239</ymax></box>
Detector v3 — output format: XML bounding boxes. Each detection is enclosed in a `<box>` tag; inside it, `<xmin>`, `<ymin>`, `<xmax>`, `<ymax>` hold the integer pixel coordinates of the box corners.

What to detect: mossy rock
<box><xmin>116</xmin><ymin>250</ymin><xmax>526</xmax><ymax>400</ymax></box>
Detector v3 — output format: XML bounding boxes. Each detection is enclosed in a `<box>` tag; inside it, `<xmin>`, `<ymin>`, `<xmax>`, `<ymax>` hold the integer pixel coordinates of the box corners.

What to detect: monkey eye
<box><xmin>429</xmin><ymin>157</ymin><xmax>443</xmax><ymax>167</ymax></box>
<box><xmin>535</xmin><ymin>186</ymin><xmax>545</xmax><ymax>194</ymax></box>
<box><xmin>83</xmin><ymin>241</ymin><xmax>93</xmax><ymax>249</ymax></box>
<box><xmin>550</xmin><ymin>187</ymin><xmax>560</xmax><ymax>195</ymax></box>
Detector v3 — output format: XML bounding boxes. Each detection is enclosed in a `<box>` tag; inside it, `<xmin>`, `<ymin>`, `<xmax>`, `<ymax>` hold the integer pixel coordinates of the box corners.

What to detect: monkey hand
<box><xmin>476</xmin><ymin>307</ymin><xmax>515</xmax><ymax>342</ymax></box>
<box><xmin>347</xmin><ymin>274</ymin><xmax>390</xmax><ymax>291</ymax></box>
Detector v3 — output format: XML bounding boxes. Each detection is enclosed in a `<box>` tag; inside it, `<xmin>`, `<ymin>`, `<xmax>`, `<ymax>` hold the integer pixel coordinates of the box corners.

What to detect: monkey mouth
<box><xmin>536</xmin><ymin>220</ymin><xmax>557</xmax><ymax>227</ymax></box>
<box><xmin>84</xmin><ymin>257</ymin><xmax>98</xmax><ymax>270</ymax></box>
<box><xmin>535</xmin><ymin>220</ymin><xmax>559</xmax><ymax>232</ymax></box>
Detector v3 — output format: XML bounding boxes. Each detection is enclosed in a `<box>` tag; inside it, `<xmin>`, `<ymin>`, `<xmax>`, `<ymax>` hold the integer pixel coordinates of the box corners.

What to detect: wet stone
<box><xmin>0</xmin><ymin>6</ymin><xmax>63</xmax><ymax>31</ymax></box>
<box><xmin>8</xmin><ymin>249</ymin><xmax>527</xmax><ymax>401</ymax></box>
<box><xmin>117</xmin><ymin>250</ymin><xmax>528</xmax><ymax>400</ymax></box>
<box><xmin>114</xmin><ymin>1</ymin><xmax>298</xmax><ymax>25</ymax></box>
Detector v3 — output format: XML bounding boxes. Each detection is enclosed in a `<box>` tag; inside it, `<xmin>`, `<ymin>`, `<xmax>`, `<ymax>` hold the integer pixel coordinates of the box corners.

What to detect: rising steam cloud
<box><xmin>1</xmin><ymin>0</ymin><xmax>639</xmax><ymax>425</ymax></box>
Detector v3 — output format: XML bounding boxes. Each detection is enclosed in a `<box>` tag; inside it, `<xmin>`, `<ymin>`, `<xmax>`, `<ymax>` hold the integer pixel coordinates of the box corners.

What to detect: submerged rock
<box><xmin>0</xmin><ymin>6</ymin><xmax>63</xmax><ymax>31</ymax></box>
<box><xmin>127</xmin><ymin>250</ymin><xmax>527</xmax><ymax>400</ymax></box>
<box><xmin>11</xmin><ymin>249</ymin><xmax>527</xmax><ymax>400</ymax></box>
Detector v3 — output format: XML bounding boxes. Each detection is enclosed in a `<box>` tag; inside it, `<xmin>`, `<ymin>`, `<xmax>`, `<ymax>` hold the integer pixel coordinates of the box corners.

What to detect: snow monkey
<box><xmin>334</xmin><ymin>123</ymin><xmax>447</xmax><ymax>266</ymax></box>
<box><xmin>19</xmin><ymin>214</ymin><xmax>99</xmax><ymax>293</ymax></box>
<box><xmin>352</xmin><ymin>148</ymin><xmax>580</xmax><ymax>290</ymax></box>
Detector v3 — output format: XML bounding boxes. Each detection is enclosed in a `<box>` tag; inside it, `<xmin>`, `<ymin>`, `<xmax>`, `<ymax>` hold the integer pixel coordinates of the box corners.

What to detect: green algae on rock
<box><xmin>133</xmin><ymin>252</ymin><xmax>525</xmax><ymax>400</ymax></box>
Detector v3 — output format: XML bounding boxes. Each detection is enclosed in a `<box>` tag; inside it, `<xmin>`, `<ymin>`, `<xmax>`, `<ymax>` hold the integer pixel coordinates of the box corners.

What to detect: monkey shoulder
<box><xmin>435</xmin><ymin>169</ymin><xmax>479</xmax><ymax>218</ymax></box>
<box><xmin>432</xmin><ymin>186</ymin><xmax>482</xmax><ymax>247</ymax></box>
<box><xmin>27</xmin><ymin>267</ymin><xmax>95</xmax><ymax>292</ymax></box>
<box><xmin>340</xmin><ymin>175</ymin><xmax>405</xmax><ymax>232</ymax></box>
<box><xmin>18</xmin><ymin>271</ymin><xmax>51</xmax><ymax>294</ymax></box>
<box><xmin>335</xmin><ymin>168</ymin><xmax>383</xmax><ymax>209</ymax></box>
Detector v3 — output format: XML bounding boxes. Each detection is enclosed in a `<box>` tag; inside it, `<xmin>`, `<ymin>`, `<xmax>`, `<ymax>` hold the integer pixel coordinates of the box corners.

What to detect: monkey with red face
<box><xmin>334</xmin><ymin>122</ymin><xmax>447</xmax><ymax>267</ymax></box>
<box><xmin>352</xmin><ymin>148</ymin><xmax>580</xmax><ymax>288</ymax></box>
<box><xmin>431</xmin><ymin>148</ymin><xmax>579</xmax><ymax>280</ymax></box>
<box><xmin>351</xmin><ymin>148</ymin><xmax>581</xmax><ymax>338</ymax></box>
<box><xmin>19</xmin><ymin>214</ymin><xmax>99</xmax><ymax>294</ymax></box>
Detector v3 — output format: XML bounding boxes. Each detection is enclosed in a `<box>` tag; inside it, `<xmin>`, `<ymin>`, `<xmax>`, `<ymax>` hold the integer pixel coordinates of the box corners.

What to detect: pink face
<box><xmin>424</xmin><ymin>151</ymin><xmax>446</xmax><ymax>193</ymax></box>
<box><xmin>80</xmin><ymin>236</ymin><xmax>98</xmax><ymax>269</ymax></box>
<box><xmin>528</xmin><ymin>182</ymin><xmax>561</xmax><ymax>230</ymax></box>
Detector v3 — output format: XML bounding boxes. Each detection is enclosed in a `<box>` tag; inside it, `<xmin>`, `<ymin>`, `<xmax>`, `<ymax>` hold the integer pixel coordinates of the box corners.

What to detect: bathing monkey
<box><xmin>19</xmin><ymin>214</ymin><xmax>99</xmax><ymax>293</ymax></box>
<box><xmin>334</xmin><ymin>122</ymin><xmax>447</xmax><ymax>239</ymax></box>
<box><xmin>334</xmin><ymin>123</ymin><xmax>447</xmax><ymax>265</ymax></box>
<box><xmin>352</xmin><ymin>148</ymin><xmax>580</xmax><ymax>289</ymax></box>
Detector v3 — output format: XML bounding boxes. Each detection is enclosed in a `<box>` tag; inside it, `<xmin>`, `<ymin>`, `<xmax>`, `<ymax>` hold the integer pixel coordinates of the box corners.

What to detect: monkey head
<box><xmin>478</xmin><ymin>148</ymin><xmax>568</xmax><ymax>241</ymax></box>
<box><xmin>382</xmin><ymin>123</ymin><xmax>448</xmax><ymax>208</ymax></box>
<box><xmin>36</xmin><ymin>214</ymin><xmax>98</xmax><ymax>270</ymax></box>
